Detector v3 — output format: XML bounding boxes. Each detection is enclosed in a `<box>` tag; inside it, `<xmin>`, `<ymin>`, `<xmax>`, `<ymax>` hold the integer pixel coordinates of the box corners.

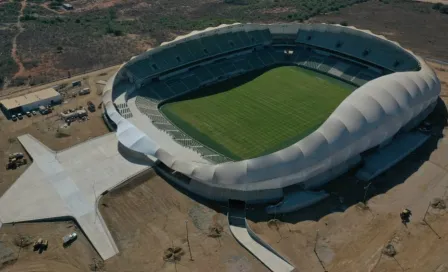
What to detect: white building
<box><xmin>0</xmin><ymin>88</ymin><xmax>62</xmax><ymax>117</ymax></box>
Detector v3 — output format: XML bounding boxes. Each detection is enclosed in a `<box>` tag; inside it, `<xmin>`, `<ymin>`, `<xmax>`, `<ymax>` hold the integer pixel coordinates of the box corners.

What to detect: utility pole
<box><xmin>363</xmin><ymin>182</ymin><xmax>372</xmax><ymax>204</ymax></box>
<box><xmin>422</xmin><ymin>202</ymin><xmax>441</xmax><ymax>239</ymax></box>
<box><xmin>185</xmin><ymin>220</ymin><xmax>193</xmax><ymax>261</ymax></box>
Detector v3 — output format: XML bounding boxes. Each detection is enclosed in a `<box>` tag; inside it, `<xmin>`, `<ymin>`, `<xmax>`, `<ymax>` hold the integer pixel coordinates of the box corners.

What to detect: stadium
<box><xmin>103</xmin><ymin>23</ymin><xmax>440</xmax><ymax>205</ymax></box>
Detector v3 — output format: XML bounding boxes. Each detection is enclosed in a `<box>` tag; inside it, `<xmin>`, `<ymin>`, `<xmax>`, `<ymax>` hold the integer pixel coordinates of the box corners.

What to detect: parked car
<box><xmin>39</xmin><ymin>105</ymin><xmax>49</xmax><ymax>115</ymax></box>
<box><xmin>11</xmin><ymin>115</ymin><xmax>17</xmax><ymax>121</ymax></box>
<box><xmin>17</xmin><ymin>113</ymin><xmax>23</xmax><ymax>120</ymax></box>
<box><xmin>32</xmin><ymin>110</ymin><xmax>37</xmax><ymax>116</ymax></box>
<box><xmin>26</xmin><ymin>111</ymin><xmax>32</xmax><ymax>117</ymax></box>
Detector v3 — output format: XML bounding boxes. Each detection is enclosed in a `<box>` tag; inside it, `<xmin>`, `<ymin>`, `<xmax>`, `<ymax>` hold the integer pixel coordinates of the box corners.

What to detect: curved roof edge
<box><xmin>104</xmin><ymin>23</ymin><xmax>440</xmax><ymax>192</ymax></box>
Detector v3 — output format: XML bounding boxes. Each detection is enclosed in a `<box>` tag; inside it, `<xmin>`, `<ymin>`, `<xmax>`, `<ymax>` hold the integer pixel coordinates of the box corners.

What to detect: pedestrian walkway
<box><xmin>228</xmin><ymin>202</ymin><xmax>295</xmax><ymax>272</ymax></box>
<box><xmin>0</xmin><ymin>134</ymin><xmax>151</xmax><ymax>260</ymax></box>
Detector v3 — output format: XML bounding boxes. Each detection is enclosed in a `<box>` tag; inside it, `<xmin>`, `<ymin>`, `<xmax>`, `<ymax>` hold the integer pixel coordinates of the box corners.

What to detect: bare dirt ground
<box><xmin>247</xmin><ymin>63</ymin><xmax>448</xmax><ymax>272</ymax></box>
<box><xmin>0</xmin><ymin>221</ymin><xmax>99</xmax><ymax>271</ymax></box>
<box><xmin>10</xmin><ymin>0</ymin><xmax>26</xmax><ymax>80</ymax></box>
<box><xmin>0</xmin><ymin>2</ymin><xmax>447</xmax><ymax>271</ymax></box>
<box><xmin>98</xmin><ymin>171</ymin><xmax>268</xmax><ymax>272</ymax></box>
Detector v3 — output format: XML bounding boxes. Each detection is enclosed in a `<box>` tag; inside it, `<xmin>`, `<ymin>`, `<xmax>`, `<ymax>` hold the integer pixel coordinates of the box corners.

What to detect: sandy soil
<box><xmin>0</xmin><ymin>222</ymin><xmax>99</xmax><ymax>271</ymax></box>
<box><xmin>98</xmin><ymin>171</ymin><xmax>268</xmax><ymax>272</ymax></box>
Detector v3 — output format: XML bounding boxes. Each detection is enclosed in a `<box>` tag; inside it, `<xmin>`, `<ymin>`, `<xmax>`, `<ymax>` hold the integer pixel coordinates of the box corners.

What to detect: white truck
<box><xmin>62</xmin><ymin>232</ymin><xmax>77</xmax><ymax>245</ymax></box>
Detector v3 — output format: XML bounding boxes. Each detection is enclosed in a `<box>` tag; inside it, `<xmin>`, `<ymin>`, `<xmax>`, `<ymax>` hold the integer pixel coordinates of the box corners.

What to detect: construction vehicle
<box><xmin>6</xmin><ymin>157</ymin><xmax>27</xmax><ymax>170</ymax></box>
<box><xmin>41</xmin><ymin>240</ymin><xmax>48</xmax><ymax>250</ymax></box>
<box><xmin>400</xmin><ymin>208</ymin><xmax>412</xmax><ymax>224</ymax></box>
<box><xmin>63</xmin><ymin>232</ymin><xmax>77</xmax><ymax>245</ymax></box>
<box><xmin>87</xmin><ymin>101</ymin><xmax>96</xmax><ymax>112</ymax></box>
<box><xmin>33</xmin><ymin>238</ymin><xmax>43</xmax><ymax>251</ymax></box>
<box><xmin>33</xmin><ymin>238</ymin><xmax>48</xmax><ymax>252</ymax></box>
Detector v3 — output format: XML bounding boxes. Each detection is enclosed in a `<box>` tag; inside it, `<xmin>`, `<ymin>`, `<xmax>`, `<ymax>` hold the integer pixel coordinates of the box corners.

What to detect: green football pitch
<box><xmin>161</xmin><ymin>66</ymin><xmax>356</xmax><ymax>160</ymax></box>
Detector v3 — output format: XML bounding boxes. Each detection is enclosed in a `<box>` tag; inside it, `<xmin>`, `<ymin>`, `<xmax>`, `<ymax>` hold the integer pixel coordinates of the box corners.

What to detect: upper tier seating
<box><xmin>124</xmin><ymin>27</ymin><xmax>273</xmax><ymax>82</ymax></box>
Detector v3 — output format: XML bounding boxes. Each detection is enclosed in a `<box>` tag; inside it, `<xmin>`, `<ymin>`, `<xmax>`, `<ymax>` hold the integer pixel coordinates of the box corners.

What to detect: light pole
<box><xmin>363</xmin><ymin>182</ymin><xmax>372</xmax><ymax>205</ymax></box>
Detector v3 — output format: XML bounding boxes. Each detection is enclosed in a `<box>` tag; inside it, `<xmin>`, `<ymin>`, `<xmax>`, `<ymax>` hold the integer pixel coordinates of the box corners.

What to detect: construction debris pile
<box><xmin>267</xmin><ymin>219</ymin><xmax>281</xmax><ymax>231</ymax></box>
<box><xmin>208</xmin><ymin>223</ymin><xmax>224</xmax><ymax>238</ymax></box>
<box><xmin>56</xmin><ymin>124</ymin><xmax>71</xmax><ymax>138</ymax></box>
<box><xmin>13</xmin><ymin>235</ymin><xmax>33</xmax><ymax>248</ymax></box>
<box><xmin>431</xmin><ymin>198</ymin><xmax>446</xmax><ymax>210</ymax></box>
<box><xmin>163</xmin><ymin>246</ymin><xmax>184</xmax><ymax>262</ymax></box>
<box><xmin>88</xmin><ymin>258</ymin><xmax>105</xmax><ymax>271</ymax></box>
<box><xmin>382</xmin><ymin>244</ymin><xmax>397</xmax><ymax>257</ymax></box>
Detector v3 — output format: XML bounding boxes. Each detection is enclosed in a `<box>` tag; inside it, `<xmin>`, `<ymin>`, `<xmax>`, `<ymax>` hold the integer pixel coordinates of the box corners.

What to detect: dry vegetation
<box><xmin>310</xmin><ymin>0</ymin><xmax>448</xmax><ymax>60</ymax></box>
<box><xmin>2</xmin><ymin>0</ymin><xmax>369</xmax><ymax>89</ymax></box>
<box><xmin>2</xmin><ymin>0</ymin><xmax>448</xmax><ymax>90</ymax></box>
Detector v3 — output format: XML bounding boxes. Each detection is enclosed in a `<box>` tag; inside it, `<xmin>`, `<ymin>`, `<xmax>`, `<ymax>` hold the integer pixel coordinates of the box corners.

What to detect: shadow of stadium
<box><xmin>246</xmin><ymin>97</ymin><xmax>448</xmax><ymax>224</ymax></box>
<box><xmin>117</xmin><ymin>142</ymin><xmax>155</xmax><ymax>166</ymax></box>
<box><xmin>159</xmin><ymin>65</ymin><xmax>285</xmax><ymax>105</ymax></box>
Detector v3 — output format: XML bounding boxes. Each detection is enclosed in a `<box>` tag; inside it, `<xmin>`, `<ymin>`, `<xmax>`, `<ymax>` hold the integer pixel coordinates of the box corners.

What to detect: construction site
<box><xmin>0</xmin><ymin>18</ymin><xmax>447</xmax><ymax>272</ymax></box>
<box><xmin>0</xmin><ymin>58</ymin><xmax>445</xmax><ymax>272</ymax></box>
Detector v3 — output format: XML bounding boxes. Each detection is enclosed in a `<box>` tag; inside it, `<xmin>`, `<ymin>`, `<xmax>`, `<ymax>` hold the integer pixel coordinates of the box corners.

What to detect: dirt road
<box><xmin>0</xmin><ymin>64</ymin><xmax>120</xmax><ymax>98</ymax></box>
<box><xmin>10</xmin><ymin>0</ymin><xmax>27</xmax><ymax>80</ymax></box>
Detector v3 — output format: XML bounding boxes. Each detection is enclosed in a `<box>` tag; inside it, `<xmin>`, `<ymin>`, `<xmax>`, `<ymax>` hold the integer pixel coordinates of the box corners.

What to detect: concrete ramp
<box><xmin>228</xmin><ymin>202</ymin><xmax>295</xmax><ymax>272</ymax></box>
<box><xmin>0</xmin><ymin>133</ymin><xmax>150</xmax><ymax>260</ymax></box>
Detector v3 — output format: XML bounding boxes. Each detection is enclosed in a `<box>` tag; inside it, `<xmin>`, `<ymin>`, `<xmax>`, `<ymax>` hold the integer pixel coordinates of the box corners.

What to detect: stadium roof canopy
<box><xmin>103</xmin><ymin>23</ymin><xmax>441</xmax><ymax>203</ymax></box>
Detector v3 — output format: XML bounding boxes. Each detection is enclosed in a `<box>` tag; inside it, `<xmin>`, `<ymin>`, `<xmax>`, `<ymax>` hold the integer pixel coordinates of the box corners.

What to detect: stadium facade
<box><xmin>103</xmin><ymin>23</ymin><xmax>440</xmax><ymax>204</ymax></box>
